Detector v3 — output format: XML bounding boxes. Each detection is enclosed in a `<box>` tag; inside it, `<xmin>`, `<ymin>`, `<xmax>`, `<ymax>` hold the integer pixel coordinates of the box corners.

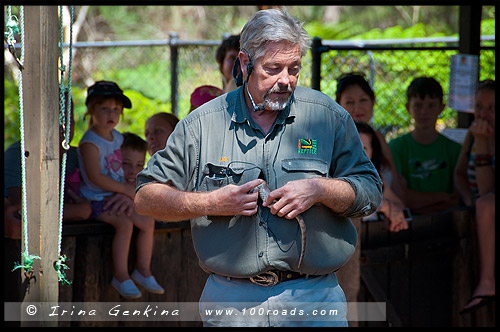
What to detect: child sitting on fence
<box><xmin>78</xmin><ymin>81</ymin><xmax>164</xmax><ymax>299</ymax></box>
<box><xmin>389</xmin><ymin>76</ymin><xmax>462</xmax><ymax>214</ymax></box>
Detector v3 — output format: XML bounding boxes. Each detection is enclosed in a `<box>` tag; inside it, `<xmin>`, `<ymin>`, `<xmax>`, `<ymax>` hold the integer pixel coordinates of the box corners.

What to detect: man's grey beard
<box><xmin>263</xmin><ymin>85</ymin><xmax>294</xmax><ymax>111</ymax></box>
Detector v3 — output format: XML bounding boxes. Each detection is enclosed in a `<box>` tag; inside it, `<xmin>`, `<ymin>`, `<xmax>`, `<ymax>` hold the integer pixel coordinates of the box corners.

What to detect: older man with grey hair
<box><xmin>135</xmin><ymin>8</ymin><xmax>382</xmax><ymax>327</ymax></box>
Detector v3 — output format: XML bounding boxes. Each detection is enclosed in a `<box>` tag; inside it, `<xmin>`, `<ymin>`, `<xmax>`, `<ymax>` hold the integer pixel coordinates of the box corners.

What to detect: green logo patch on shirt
<box><xmin>298</xmin><ymin>138</ymin><xmax>317</xmax><ymax>154</ymax></box>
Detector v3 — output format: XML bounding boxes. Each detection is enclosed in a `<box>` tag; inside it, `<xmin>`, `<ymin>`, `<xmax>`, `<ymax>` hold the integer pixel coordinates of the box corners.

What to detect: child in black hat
<box><xmin>78</xmin><ymin>81</ymin><xmax>164</xmax><ymax>299</ymax></box>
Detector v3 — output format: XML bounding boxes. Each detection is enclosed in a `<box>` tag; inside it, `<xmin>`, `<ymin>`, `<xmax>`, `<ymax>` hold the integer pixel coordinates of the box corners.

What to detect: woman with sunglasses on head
<box><xmin>336</xmin><ymin>73</ymin><xmax>408</xmax><ymax>205</ymax></box>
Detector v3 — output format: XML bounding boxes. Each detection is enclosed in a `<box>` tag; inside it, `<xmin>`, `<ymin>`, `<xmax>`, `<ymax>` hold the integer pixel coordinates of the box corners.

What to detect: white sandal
<box><xmin>111</xmin><ymin>277</ymin><xmax>142</xmax><ymax>299</ymax></box>
<box><xmin>131</xmin><ymin>270</ymin><xmax>165</xmax><ymax>294</ymax></box>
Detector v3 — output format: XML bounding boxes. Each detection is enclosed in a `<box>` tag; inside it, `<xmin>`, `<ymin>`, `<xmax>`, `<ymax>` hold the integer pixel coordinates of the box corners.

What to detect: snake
<box><xmin>255</xmin><ymin>182</ymin><xmax>306</xmax><ymax>270</ymax></box>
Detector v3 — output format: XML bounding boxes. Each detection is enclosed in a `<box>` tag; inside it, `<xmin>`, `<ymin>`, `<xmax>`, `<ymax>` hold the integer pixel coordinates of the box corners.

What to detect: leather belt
<box><xmin>249</xmin><ymin>269</ymin><xmax>318</xmax><ymax>287</ymax></box>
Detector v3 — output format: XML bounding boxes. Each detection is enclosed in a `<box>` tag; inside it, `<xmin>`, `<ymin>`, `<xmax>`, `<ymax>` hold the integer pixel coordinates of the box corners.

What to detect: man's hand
<box><xmin>210</xmin><ymin>179</ymin><xmax>263</xmax><ymax>217</ymax></box>
<box><xmin>262</xmin><ymin>179</ymin><xmax>319</xmax><ymax>220</ymax></box>
<box><xmin>135</xmin><ymin>179</ymin><xmax>264</xmax><ymax>222</ymax></box>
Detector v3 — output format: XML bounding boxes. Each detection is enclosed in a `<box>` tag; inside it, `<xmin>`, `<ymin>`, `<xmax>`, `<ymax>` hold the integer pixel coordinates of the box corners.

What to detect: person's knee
<box><xmin>476</xmin><ymin>193</ymin><xmax>495</xmax><ymax>211</ymax></box>
<box><xmin>105</xmin><ymin>215</ymin><xmax>134</xmax><ymax>233</ymax></box>
<box><xmin>133</xmin><ymin>214</ymin><xmax>155</xmax><ymax>231</ymax></box>
<box><xmin>82</xmin><ymin>203</ymin><xmax>92</xmax><ymax>220</ymax></box>
<box><xmin>475</xmin><ymin>192</ymin><xmax>495</xmax><ymax>220</ymax></box>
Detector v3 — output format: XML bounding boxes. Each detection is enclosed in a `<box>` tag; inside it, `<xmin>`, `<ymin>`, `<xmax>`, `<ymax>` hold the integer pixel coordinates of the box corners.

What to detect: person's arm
<box><xmin>62</xmin><ymin>188</ymin><xmax>92</xmax><ymax>221</ymax></box>
<box><xmin>454</xmin><ymin>132</ymin><xmax>474</xmax><ymax>206</ymax></box>
<box><xmin>470</xmin><ymin>119</ymin><xmax>495</xmax><ymax>196</ymax></box>
<box><xmin>378</xmin><ymin>178</ymin><xmax>408</xmax><ymax>232</ymax></box>
<box><xmin>376</xmin><ymin>131</ymin><xmax>408</xmax><ymax>204</ymax></box>
<box><xmin>135</xmin><ymin>179</ymin><xmax>263</xmax><ymax>222</ymax></box>
<box><xmin>263</xmin><ymin>177</ymin><xmax>355</xmax><ymax>220</ymax></box>
<box><xmin>80</xmin><ymin>142</ymin><xmax>135</xmax><ymax>199</ymax></box>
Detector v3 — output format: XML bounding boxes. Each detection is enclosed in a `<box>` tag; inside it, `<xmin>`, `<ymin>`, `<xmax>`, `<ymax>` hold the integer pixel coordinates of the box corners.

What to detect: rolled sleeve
<box><xmin>338</xmin><ymin>176</ymin><xmax>382</xmax><ymax>218</ymax></box>
<box><xmin>329</xmin><ymin>112</ymin><xmax>383</xmax><ymax>218</ymax></box>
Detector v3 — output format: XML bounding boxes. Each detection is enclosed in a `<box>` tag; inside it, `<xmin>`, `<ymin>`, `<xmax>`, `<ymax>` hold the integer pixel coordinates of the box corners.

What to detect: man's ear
<box><xmin>232</xmin><ymin>57</ymin><xmax>243</xmax><ymax>86</ymax></box>
<box><xmin>238</xmin><ymin>51</ymin><xmax>250</xmax><ymax>77</ymax></box>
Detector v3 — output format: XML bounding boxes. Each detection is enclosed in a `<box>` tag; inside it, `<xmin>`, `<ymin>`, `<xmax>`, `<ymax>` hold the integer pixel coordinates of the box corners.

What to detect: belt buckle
<box><xmin>250</xmin><ymin>271</ymin><xmax>279</xmax><ymax>287</ymax></box>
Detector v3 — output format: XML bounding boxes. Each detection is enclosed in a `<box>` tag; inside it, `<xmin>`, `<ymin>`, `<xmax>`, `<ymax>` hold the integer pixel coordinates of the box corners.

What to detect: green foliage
<box><xmin>304</xmin><ymin>21</ymin><xmax>364</xmax><ymax>40</ymax></box>
<box><xmin>99</xmin><ymin>61</ymin><xmax>171</xmax><ymax>102</ymax></box>
<box><xmin>332</xmin><ymin>6</ymin><xmax>459</xmax><ymax>36</ymax></box>
<box><xmin>4</xmin><ymin>77</ymin><xmax>21</xmax><ymax>151</ymax></box>
<box><xmin>353</xmin><ymin>23</ymin><xmax>447</xmax><ymax>40</ymax></box>
<box><xmin>481</xmin><ymin>18</ymin><xmax>495</xmax><ymax>39</ymax></box>
<box><xmin>70</xmin><ymin>86</ymin><xmax>89</xmax><ymax>148</ymax></box>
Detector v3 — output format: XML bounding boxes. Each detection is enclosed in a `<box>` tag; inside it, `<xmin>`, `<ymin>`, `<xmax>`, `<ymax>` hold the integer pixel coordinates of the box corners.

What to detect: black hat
<box><xmin>85</xmin><ymin>81</ymin><xmax>132</xmax><ymax>108</ymax></box>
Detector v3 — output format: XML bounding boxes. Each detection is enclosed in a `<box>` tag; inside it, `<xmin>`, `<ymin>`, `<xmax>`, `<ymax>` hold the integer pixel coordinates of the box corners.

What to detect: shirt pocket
<box><xmin>278</xmin><ymin>158</ymin><xmax>328</xmax><ymax>187</ymax></box>
<box><xmin>282</xmin><ymin>158</ymin><xmax>328</xmax><ymax>175</ymax></box>
<box><xmin>198</xmin><ymin>162</ymin><xmax>261</xmax><ymax>222</ymax></box>
<box><xmin>200</xmin><ymin>162</ymin><xmax>261</xmax><ymax>192</ymax></box>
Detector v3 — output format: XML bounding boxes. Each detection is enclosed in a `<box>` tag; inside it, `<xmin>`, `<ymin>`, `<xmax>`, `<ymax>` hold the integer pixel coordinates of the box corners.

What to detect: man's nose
<box><xmin>277</xmin><ymin>69</ymin><xmax>290</xmax><ymax>86</ymax></box>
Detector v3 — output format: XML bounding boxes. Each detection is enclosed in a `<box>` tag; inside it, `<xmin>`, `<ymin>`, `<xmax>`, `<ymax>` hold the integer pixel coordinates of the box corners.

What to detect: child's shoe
<box><xmin>131</xmin><ymin>269</ymin><xmax>165</xmax><ymax>294</ymax></box>
<box><xmin>111</xmin><ymin>277</ymin><xmax>142</xmax><ymax>299</ymax></box>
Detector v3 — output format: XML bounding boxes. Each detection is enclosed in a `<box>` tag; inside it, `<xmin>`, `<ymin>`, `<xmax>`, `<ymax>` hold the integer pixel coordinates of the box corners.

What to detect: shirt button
<box><xmin>258</xmin><ymin>251</ymin><xmax>264</xmax><ymax>257</ymax></box>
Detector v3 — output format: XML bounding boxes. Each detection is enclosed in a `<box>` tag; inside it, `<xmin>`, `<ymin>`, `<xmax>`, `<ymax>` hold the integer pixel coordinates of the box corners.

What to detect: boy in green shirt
<box><xmin>389</xmin><ymin>77</ymin><xmax>461</xmax><ymax>214</ymax></box>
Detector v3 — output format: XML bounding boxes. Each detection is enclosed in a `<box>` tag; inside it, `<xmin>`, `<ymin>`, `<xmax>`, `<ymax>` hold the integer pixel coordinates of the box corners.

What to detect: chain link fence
<box><xmin>4</xmin><ymin>36</ymin><xmax>495</xmax><ymax>151</ymax></box>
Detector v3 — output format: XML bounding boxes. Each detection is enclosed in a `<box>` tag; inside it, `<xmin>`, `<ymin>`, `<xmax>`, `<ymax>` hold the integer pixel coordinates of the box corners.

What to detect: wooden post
<box><xmin>21</xmin><ymin>6</ymin><xmax>60</xmax><ymax>327</ymax></box>
<box><xmin>457</xmin><ymin>5</ymin><xmax>482</xmax><ymax>129</ymax></box>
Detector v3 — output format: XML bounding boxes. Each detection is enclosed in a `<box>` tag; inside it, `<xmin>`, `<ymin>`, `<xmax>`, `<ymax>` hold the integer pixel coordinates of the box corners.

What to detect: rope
<box><xmin>4</xmin><ymin>7</ymin><xmax>24</xmax><ymax>70</ymax></box>
<box><xmin>8</xmin><ymin>6</ymin><xmax>42</xmax><ymax>275</ymax></box>
<box><xmin>55</xmin><ymin>5</ymin><xmax>74</xmax><ymax>285</ymax></box>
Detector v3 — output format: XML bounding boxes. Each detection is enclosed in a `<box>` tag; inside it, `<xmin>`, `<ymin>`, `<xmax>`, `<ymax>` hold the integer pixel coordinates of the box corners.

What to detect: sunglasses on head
<box><xmin>336</xmin><ymin>72</ymin><xmax>366</xmax><ymax>82</ymax></box>
<box><xmin>336</xmin><ymin>72</ymin><xmax>370</xmax><ymax>92</ymax></box>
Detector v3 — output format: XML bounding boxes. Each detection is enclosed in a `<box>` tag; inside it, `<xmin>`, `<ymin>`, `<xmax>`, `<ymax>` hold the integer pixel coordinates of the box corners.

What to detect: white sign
<box><xmin>448</xmin><ymin>54</ymin><xmax>479</xmax><ymax>113</ymax></box>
